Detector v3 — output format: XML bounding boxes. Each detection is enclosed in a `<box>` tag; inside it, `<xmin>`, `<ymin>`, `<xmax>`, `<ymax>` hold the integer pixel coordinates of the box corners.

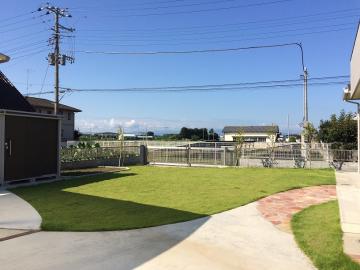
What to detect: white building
<box><xmin>349</xmin><ymin>23</ymin><xmax>360</xmax><ymax>100</ymax></box>
<box><xmin>222</xmin><ymin>125</ymin><xmax>279</xmax><ymax>143</ymax></box>
<box><xmin>345</xmin><ymin>22</ymin><xmax>360</xmax><ymax>174</ymax></box>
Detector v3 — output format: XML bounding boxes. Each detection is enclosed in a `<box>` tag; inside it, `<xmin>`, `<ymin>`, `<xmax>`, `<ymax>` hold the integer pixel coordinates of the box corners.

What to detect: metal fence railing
<box><xmin>147</xmin><ymin>145</ymin><xmax>358</xmax><ymax>170</ymax></box>
<box><xmin>61</xmin><ymin>146</ymin><xmax>140</xmax><ymax>163</ymax></box>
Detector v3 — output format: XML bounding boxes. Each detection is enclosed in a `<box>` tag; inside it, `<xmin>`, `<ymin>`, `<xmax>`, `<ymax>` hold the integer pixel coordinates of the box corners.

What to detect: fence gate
<box><xmin>147</xmin><ymin>146</ymin><xmax>227</xmax><ymax>167</ymax></box>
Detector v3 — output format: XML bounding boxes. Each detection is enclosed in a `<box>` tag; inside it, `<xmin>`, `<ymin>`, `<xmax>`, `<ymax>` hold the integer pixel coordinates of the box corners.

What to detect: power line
<box><xmin>10</xmin><ymin>48</ymin><xmax>50</xmax><ymax>61</ymax></box>
<box><xmin>78</xmin><ymin>10</ymin><xmax>360</xmax><ymax>35</ymax></box>
<box><xmin>75</xmin><ymin>23</ymin><xmax>355</xmax><ymax>45</ymax></box>
<box><xmin>2</xmin><ymin>40</ymin><xmax>48</xmax><ymax>53</ymax></box>
<box><xmin>0</xmin><ymin>20</ymin><xmax>50</xmax><ymax>34</ymax></box>
<box><xmin>87</xmin><ymin>0</ymin><xmax>296</xmax><ymax>18</ymax></box>
<box><xmin>39</xmin><ymin>63</ymin><xmax>51</xmax><ymax>95</ymax></box>
<box><xmin>1</xmin><ymin>30</ymin><xmax>48</xmax><ymax>45</ymax></box>
<box><xmin>75</xmin><ymin>27</ymin><xmax>353</xmax><ymax>49</ymax></box>
<box><xmin>0</xmin><ymin>11</ymin><xmax>37</xmax><ymax>23</ymax></box>
<box><xmin>77</xmin><ymin>42</ymin><xmax>304</xmax><ymax>55</ymax></box>
<box><xmin>68</xmin><ymin>75</ymin><xmax>350</xmax><ymax>90</ymax></box>
<box><xmin>28</xmin><ymin>80</ymin><xmax>348</xmax><ymax>96</ymax></box>
<box><xmin>72</xmin><ymin>0</ymin><xmax>239</xmax><ymax>10</ymax></box>
<box><xmin>77</xmin><ymin>16</ymin><xmax>358</xmax><ymax>38</ymax></box>
<box><xmin>14</xmin><ymin>75</ymin><xmax>348</xmax><ymax>89</ymax></box>
<box><xmin>78</xmin><ymin>8</ymin><xmax>360</xmax><ymax>33</ymax></box>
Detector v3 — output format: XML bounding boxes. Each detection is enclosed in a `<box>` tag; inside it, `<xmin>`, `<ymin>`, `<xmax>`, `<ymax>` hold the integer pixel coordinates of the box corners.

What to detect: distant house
<box><xmin>25</xmin><ymin>97</ymin><xmax>81</xmax><ymax>141</ymax></box>
<box><xmin>223</xmin><ymin>125</ymin><xmax>280</xmax><ymax>142</ymax></box>
<box><xmin>0</xmin><ymin>71</ymin><xmax>60</xmax><ymax>185</ymax></box>
<box><xmin>94</xmin><ymin>132</ymin><xmax>118</xmax><ymax>139</ymax></box>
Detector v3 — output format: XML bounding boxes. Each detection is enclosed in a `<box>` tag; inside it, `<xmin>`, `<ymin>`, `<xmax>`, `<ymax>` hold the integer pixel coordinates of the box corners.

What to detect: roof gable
<box><xmin>0</xmin><ymin>71</ymin><xmax>35</xmax><ymax>112</ymax></box>
<box><xmin>223</xmin><ymin>125</ymin><xmax>279</xmax><ymax>134</ymax></box>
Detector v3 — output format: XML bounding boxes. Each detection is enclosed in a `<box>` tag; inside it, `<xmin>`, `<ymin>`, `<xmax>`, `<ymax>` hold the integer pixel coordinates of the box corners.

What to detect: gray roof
<box><xmin>25</xmin><ymin>97</ymin><xmax>81</xmax><ymax>112</ymax></box>
<box><xmin>223</xmin><ymin>125</ymin><xmax>279</xmax><ymax>134</ymax></box>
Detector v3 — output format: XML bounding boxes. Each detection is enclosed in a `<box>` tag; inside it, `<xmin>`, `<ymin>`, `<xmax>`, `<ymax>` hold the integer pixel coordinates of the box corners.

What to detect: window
<box><xmin>47</xmin><ymin>110</ymin><xmax>52</xmax><ymax>114</ymax></box>
<box><xmin>68</xmin><ymin>112</ymin><xmax>71</xmax><ymax>120</ymax></box>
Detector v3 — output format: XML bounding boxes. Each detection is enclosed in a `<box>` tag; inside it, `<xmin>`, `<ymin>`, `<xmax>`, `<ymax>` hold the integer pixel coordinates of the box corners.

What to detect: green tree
<box><xmin>318</xmin><ymin>111</ymin><xmax>357</xmax><ymax>149</ymax></box>
<box><xmin>208</xmin><ymin>128</ymin><xmax>219</xmax><ymax>141</ymax></box>
<box><xmin>302</xmin><ymin>122</ymin><xmax>318</xmax><ymax>144</ymax></box>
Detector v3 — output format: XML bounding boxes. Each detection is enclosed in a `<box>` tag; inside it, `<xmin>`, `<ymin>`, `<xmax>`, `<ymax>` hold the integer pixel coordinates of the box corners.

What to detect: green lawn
<box><xmin>292</xmin><ymin>201</ymin><xmax>360</xmax><ymax>270</ymax></box>
<box><xmin>12</xmin><ymin>166</ymin><xmax>335</xmax><ymax>231</ymax></box>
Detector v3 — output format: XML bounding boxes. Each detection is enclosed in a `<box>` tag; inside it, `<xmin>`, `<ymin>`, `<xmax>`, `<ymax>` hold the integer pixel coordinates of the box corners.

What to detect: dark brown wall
<box><xmin>4</xmin><ymin>115</ymin><xmax>58</xmax><ymax>181</ymax></box>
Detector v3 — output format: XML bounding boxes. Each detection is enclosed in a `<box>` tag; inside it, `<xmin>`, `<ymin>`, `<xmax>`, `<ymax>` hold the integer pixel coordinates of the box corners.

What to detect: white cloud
<box><xmin>75</xmin><ymin>116</ymin><xmax>225</xmax><ymax>134</ymax></box>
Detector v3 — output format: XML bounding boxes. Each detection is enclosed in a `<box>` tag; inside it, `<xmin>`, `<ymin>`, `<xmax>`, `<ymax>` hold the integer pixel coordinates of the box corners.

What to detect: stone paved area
<box><xmin>257</xmin><ymin>185</ymin><xmax>337</xmax><ymax>232</ymax></box>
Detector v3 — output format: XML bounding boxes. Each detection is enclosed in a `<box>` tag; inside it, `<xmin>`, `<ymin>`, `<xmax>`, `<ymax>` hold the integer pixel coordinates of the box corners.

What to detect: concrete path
<box><xmin>0</xmin><ymin>190</ymin><xmax>41</xmax><ymax>242</ymax></box>
<box><xmin>336</xmin><ymin>172</ymin><xmax>360</xmax><ymax>263</ymax></box>
<box><xmin>0</xmin><ymin>190</ymin><xmax>41</xmax><ymax>230</ymax></box>
<box><xmin>0</xmin><ymin>202</ymin><xmax>315</xmax><ymax>270</ymax></box>
<box><xmin>258</xmin><ymin>185</ymin><xmax>337</xmax><ymax>232</ymax></box>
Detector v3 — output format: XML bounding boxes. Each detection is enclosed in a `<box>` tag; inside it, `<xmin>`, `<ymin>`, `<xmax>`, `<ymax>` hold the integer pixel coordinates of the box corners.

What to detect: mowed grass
<box><xmin>292</xmin><ymin>201</ymin><xmax>360</xmax><ymax>270</ymax></box>
<box><xmin>12</xmin><ymin>166</ymin><xmax>335</xmax><ymax>231</ymax></box>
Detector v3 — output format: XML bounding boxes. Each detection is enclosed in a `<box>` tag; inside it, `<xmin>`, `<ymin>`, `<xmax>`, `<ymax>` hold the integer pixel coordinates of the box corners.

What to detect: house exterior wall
<box><xmin>351</xmin><ymin>25</ymin><xmax>360</xmax><ymax>99</ymax></box>
<box><xmin>33</xmin><ymin>106</ymin><xmax>75</xmax><ymax>141</ymax></box>
<box><xmin>224</xmin><ymin>132</ymin><xmax>275</xmax><ymax>142</ymax></box>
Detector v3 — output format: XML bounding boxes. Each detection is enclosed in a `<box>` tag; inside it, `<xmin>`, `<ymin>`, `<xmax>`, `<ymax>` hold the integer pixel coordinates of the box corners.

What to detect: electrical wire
<box><xmin>1</xmin><ymin>30</ymin><xmax>48</xmax><ymax>45</ymax></box>
<box><xmin>88</xmin><ymin>0</ymin><xmax>296</xmax><ymax>18</ymax></box>
<box><xmin>77</xmin><ymin>16</ymin><xmax>359</xmax><ymax>38</ymax></box>
<box><xmin>62</xmin><ymin>75</ymin><xmax>349</xmax><ymax>90</ymax></box>
<box><xmin>75</xmin><ymin>23</ymin><xmax>356</xmax><ymax>45</ymax></box>
<box><xmin>77</xmin><ymin>8</ymin><xmax>360</xmax><ymax>33</ymax></box>
<box><xmin>71</xmin><ymin>0</ymin><xmax>238</xmax><ymax>10</ymax></box>
<box><xmin>0</xmin><ymin>10</ymin><xmax>37</xmax><ymax>23</ymax></box>
<box><xmin>0</xmin><ymin>20</ymin><xmax>50</xmax><ymax>34</ymax></box>
<box><xmin>2</xmin><ymin>40</ymin><xmax>48</xmax><ymax>53</ymax></box>
<box><xmin>28</xmin><ymin>80</ymin><xmax>348</xmax><ymax>96</ymax></box>
<box><xmin>39</xmin><ymin>64</ymin><xmax>51</xmax><ymax>95</ymax></box>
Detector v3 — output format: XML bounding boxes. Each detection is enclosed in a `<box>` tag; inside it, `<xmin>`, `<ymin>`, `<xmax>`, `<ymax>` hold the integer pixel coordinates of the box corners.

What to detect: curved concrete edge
<box><xmin>0</xmin><ymin>190</ymin><xmax>42</xmax><ymax>230</ymax></box>
<box><xmin>0</xmin><ymin>202</ymin><xmax>316</xmax><ymax>270</ymax></box>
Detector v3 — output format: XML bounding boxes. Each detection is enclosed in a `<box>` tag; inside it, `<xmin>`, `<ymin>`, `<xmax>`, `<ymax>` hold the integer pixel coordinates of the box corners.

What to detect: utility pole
<box><xmin>287</xmin><ymin>114</ymin><xmax>290</xmax><ymax>141</ymax></box>
<box><xmin>38</xmin><ymin>5</ymin><xmax>74</xmax><ymax>115</ymax></box>
<box><xmin>303</xmin><ymin>68</ymin><xmax>309</xmax><ymax>125</ymax></box>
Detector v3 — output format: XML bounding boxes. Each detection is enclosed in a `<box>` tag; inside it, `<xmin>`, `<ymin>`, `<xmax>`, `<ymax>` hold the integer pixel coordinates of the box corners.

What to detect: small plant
<box><xmin>262</xmin><ymin>125</ymin><xmax>278</xmax><ymax>168</ymax></box>
<box><xmin>294</xmin><ymin>157</ymin><xmax>306</xmax><ymax>168</ymax></box>
<box><xmin>329</xmin><ymin>161</ymin><xmax>344</xmax><ymax>171</ymax></box>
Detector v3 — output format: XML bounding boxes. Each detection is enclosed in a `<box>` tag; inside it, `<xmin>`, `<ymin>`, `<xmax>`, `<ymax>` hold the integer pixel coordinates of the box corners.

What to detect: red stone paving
<box><xmin>257</xmin><ymin>185</ymin><xmax>337</xmax><ymax>232</ymax></box>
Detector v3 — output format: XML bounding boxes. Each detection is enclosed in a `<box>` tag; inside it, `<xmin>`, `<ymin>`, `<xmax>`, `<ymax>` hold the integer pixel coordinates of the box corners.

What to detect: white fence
<box><xmin>147</xmin><ymin>145</ymin><xmax>358</xmax><ymax>170</ymax></box>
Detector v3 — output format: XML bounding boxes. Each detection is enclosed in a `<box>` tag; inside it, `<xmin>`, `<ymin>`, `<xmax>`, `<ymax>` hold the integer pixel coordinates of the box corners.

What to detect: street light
<box><xmin>0</xmin><ymin>53</ymin><xmax>10</xmax><ymax>64</ymax></box>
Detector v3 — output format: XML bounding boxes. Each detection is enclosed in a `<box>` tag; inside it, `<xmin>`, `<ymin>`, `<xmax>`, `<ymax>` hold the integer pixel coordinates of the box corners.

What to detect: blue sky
<box><xmin>1</xmin><ymin>0</ymin><xmax>359</xmax><ymax>134</ymax></box>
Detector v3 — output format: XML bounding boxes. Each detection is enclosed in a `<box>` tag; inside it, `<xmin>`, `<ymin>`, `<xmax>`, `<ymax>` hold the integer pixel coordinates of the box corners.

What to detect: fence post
<box><xmin>187</xmin><ymin>143</ymin><xmax>191</xmax><ymax>167</ymax></box>
<box><xmin>214</xmin><ymin>143</ymin><xmax>218</xmax><ymax>165</ymax></box>
<box><xmin>223</xmin><ymin>147</ymin><xmax>226</xmax><ymax>166</ymax></box>
<box><xmin>140</xmin><ymin>145</ymin><xmax>148</xmax><ymax>165</ymax></box>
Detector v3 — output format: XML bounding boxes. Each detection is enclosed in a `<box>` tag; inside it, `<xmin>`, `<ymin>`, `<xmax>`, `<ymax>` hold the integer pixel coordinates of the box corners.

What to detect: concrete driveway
<box><xmin>0</xmin><ymin>190</ymin><xmax>315</xmax><ymax>270</ymax></box>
